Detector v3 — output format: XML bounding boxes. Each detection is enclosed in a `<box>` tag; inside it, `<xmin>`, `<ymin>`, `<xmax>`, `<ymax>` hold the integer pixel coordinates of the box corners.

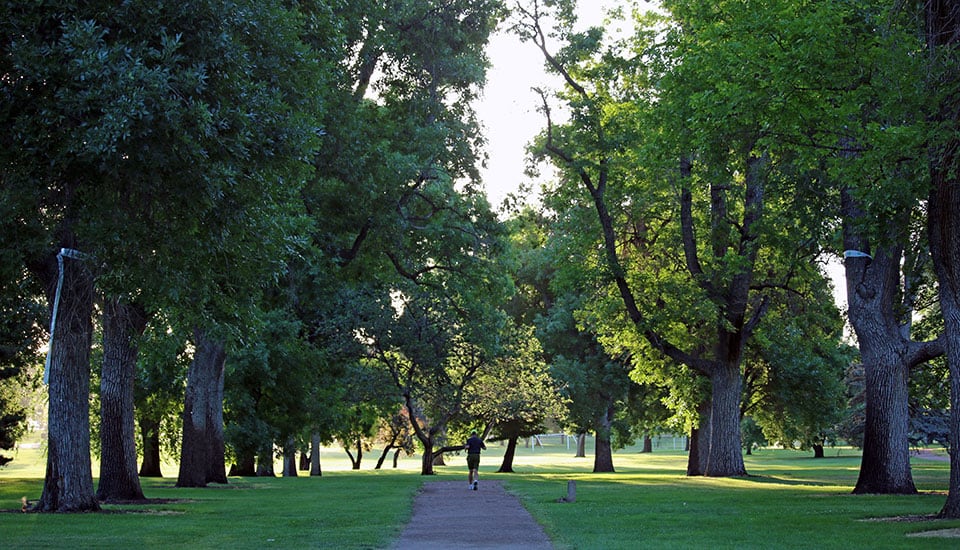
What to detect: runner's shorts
<box><xmin>467</xmin><ymin>453</ymin><xmax>480</xmax><ymax>469</ymax></box>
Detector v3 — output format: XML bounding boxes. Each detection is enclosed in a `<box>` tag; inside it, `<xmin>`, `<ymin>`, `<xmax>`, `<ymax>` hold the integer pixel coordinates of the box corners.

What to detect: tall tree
<box><xmin>97</xmin><ymin>299</ymin><xmax>149</xmax><ymax>501</ymax></box>
<box><xmin>924</xmin><ymin>0</ymin><xmax>960</xmax><ymax>519</ymax></box>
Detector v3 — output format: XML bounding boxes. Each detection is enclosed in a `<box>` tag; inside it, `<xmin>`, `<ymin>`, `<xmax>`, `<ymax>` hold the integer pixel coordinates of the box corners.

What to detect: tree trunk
<box><xmin>375</xmin><ymin>445</ymin><xmax>393</xmax><ymax>470</ymax></box>
<box><xmin>97</xmin><ymin>298</ymin><xmax>148</xmax><ymax>502</ymax></box>
<box><xmin>853</xmin><ymin>352</ymin><xmax>915</xmax><ymax>493</ymax></box>
<box><xmin>138</xmin><ymin>414</ymin><xmax>163</xmax><ymax>477</ymax></box>
<box><xmin>420</xmin><ymin>438</ymin><xmax>435</xmax><ymax>475</ymax></box>
<box><xmin>703</xmin><ymin>366</ymin><xmax>746</xmax><ymax>477</ymax></box>
<box><xmin>641</xmin><ymin>434</ymin><xmax>652</xmax><ymax>453</ymax></box>
<box><xmin>688</xmin><ymin>399</ymin><xmax>711</xmax><ymax>476</ymax></box>
<box><xmin>345</xmin><ymin>444</ymin><xmax>361</xmax><ymax>470</ymax></box>
<box><xmin>926</xmin><ymin>0</ymin><xmax>960</xmax><ymax>520</ymax></box>
<box><xmin>176</xmin><ymin>330</ymin><xmax>228</xmax><ymax>487</ymax></box>
<box><xmin>498</xmin><ymin>435</ymin><xmax>519</xmax><ymax>473</ymax></box>
<box><xmin>594</xmin><ymin>431</ymin><xmax>615</xmax><ymax>473</ymax></box>
<box><xmin>393</xmin><ymin>448</ymin><xmax>402</xmax><ymax>468</ymax></box>
<box><xmin>299</xmin><ymin>451</ymin><xmax>309</xmax><ymax>471</ymax></box>
<box><xmin>282</xmin><ymin>438</ymin><xmax>298</xmax><ymax>477</ymax></box>
<box><xmin>257</xmin><ymin>449</ymin><xmax>276</xmax><ymax>477</ymax></box>
<box><xmin>843</xmin><ymin>188</ymin><xmax>922</xmax><ymax>494</ymax></box>
<box><xmin>813</xmin><ymin>444</ymin><xmax>825</xmax><ymax>459</ymax></box>
<box><xmin>34</xmin><ymin>247</ymin><xmax>99</xmax><ymax>512</ymax></box>
<box><xmin>687</xmin><ymin>426</ymin><xmax>701</xmax><ymax>476</ymax></box>
<box><xmin>593</xmin><ymin>405</ymin><xmax>616</xmax><ymax>473</ymax></box>
<box><xmin>575</xmin><ymin>432</ymin><xmax>586</xmax><ymax>458</ymax></box>
<box><xmin>231</xmin><ymin>454</ymin><xmax>256</xmax><ymax>477</ymax></box>
<box><xmin>310</xmin><ymin>433</ymin><xmax>322</xmax><ymax>476</ymax></box>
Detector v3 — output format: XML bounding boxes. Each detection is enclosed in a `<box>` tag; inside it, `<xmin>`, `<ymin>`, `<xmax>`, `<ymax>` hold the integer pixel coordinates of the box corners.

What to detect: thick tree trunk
<box><xmin>34</xmin><ymin>247</ymin><xmax>99</xmax><ymax>512</ymax></box>
<box><xmin>843</xmin><ymin>189</ymin><xmax>921</xmax><ymax>494</ymax></box>
<box><xmin>138</xmin><ymin>414</ymin><xmax>163</xmax><ymax>477</ymax></box>
<box><xmin>97</xmin><ymin>298</ymin><xmax>148</xmax><ymax>502</ymax></box>
<box><xmin>498</xmin><ymin>435</ymin><xmax>519</xmax><ymax>473</ymax></box>
<box><xmin>703</xmin><ymin>366</ymin><xmax>746</xmax><ymax>477</ymax></box>
<box><xmin>593</xmin><ymin>405</ymin><xmax>616</xmax><ymax>473</ymax></box>
<box><xmin>688</xmin><ymin>400</ymin><xmax>711</xmax><ymax>476</ymax></box>
<box><xmin>813</xmin><ymin>444</ymin><xmax>825</xmax><ymax>459</ymax></box>
<box><xmin>420</xmin><ymin>439</ymin><xmax>435</xmax><ymax>475</ymax></box>
<box><xmin>641</xmin><ymin>434</ymin><xmax>652</xmax><ymax>453</ymax></box>
<box><xmin>282</xmin><ymin>438</ymin><xmax>298</xmax><ymax>477</ymax></box>
<box><xmin>926</xmin><ymin>0</ymin><xmax>960</xmax><ymax>520</ymax></box>
<box><xmin>392</xmin><ymin>448</ymin><xmax>402</xmax><ymax>468</ymax></box>
<box><xmin>310</xmin><ymin>433</ymin><xmax>322</xmax><ymax>476</ymax></box>
<box><xmin>176</xmin><ymin>330</ymin><xmax>228</xmax><ymax>487</ymax></box>
<box><xmin>853</xmin><ymin>353</ymin><xmax>915</xmax><ymax>493</ymax></box>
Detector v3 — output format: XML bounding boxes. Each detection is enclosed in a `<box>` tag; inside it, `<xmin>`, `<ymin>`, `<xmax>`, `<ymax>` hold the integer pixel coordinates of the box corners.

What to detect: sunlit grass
<box><xmin>1</xmin><ymin>435</ymin><xmax>956</xmax><ymax>549</ymax></box>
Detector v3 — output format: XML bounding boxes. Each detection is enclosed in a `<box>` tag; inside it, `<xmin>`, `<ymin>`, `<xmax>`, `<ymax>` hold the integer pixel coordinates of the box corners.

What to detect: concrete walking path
<box><xmin>391</xmin><ymin>480</ymin><xmax>554</xmax><ymax>549</ymax></box>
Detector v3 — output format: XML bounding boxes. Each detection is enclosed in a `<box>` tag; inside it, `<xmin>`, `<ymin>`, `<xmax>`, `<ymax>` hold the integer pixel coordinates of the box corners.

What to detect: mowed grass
<box><xmin>1</xmin><ymin>437</ymin><xmax>957</xmax><ymax>549</ymax></box>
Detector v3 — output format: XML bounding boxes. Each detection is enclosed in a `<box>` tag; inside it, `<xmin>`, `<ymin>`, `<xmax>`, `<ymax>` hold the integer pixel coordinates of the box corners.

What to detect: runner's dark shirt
<box><xmin>466</xmin><ymin>435</ymin><xmax>486</xmax><ymax>454</ymax></box>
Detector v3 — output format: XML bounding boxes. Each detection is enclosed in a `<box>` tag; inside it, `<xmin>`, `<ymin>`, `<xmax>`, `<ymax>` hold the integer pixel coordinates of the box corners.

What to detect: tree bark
<box><xmin>97</xmin><ymin>298</ymin><xmax>148</xmax><ymax>502</ymax></box>
<box><xmin>375</xmin><ymin>445</ymin><xmax>393</xmax><ymax>470</ymax></box>
<box><xmin>704</xmin><ymin>366</ymin><xmax>746</xmax><ymax>477</ymax></box>
<box><xmin>310</xmin><ymin>432</ymin><xmax>322</xmax><ymax>476</ymax></box>
<box><xmin>813</xmin><ymin>444</ymin><xmax>825</xmax><ymax>459</ymax></box>
<box><xmin>34</xmin><ymin>247</ymin><xmax>99</xmax><ymax>512</ymax></box>
<box><xmin>299</xmin><ymin>451</ymin><xmax>309</xmax><ymax>471</ymax></box>
<box><xmin>420</xmin><ymin>439</ymin><xmax>435</xmax><ymax>475</ymax></box>
<box><xmin>575</xmin><ymin>432</ymin><xmax>586</xmax><ymax>458</ymax></box>
<box><xmin>176</xmin><ymin>330</ymin><xmax>228</xmax><ymax>487</ymax></box>
<box><xmin>926</xmin><ymin>0</ymin><xmax>960</xmax><ymax>520</ymax></box>
<box><xmin>641</xmin><ymin>434</ymin><xmax>652</xmax><ymax>453</ymax></box>
<box><xmin>687</xmin><ymin>426</ymin><xmax>702</xmax><ymax>476</ymax></box>
<box><xmin>138</xmin><ymin>414</ymin><xmax>163</xmax><ymax>477</ymax></box>
<box><xmin>498</xmin><ymin>435</ymin><xmax>519</xmax><ymax>473</ymax></box>
<box><xmin>282</xmin><ymin>438</ymin><xmax>298</xmax><ymax>477</ymax></box>
<box><xmin>593</xmin><ymin>404</ymin><xmax>616</xmax><ymax>473</ymax></box>
<box><xmin>842</xmin><ymin>188</ymin><xmax>935</xmax><ymax>494</ymax></box>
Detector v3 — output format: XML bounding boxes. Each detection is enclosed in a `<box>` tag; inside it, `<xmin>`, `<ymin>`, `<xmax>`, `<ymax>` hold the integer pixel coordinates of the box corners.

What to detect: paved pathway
<box><xmin>391</xmin><ymin>480</ymin><xmax>554</xmax><ymax>549</ymax></box>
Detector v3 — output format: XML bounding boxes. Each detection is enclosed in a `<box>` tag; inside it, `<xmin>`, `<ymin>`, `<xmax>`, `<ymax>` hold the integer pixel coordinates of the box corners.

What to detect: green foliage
<box><xmin>466</xmin><ymin>323</ymin><xmax>565</xmax><ymax>441</ymax></box>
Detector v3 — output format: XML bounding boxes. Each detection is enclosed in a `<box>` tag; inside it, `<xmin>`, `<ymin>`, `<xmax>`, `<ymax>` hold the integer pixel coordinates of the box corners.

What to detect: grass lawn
<box><xmin>1</xmin><ymin>436</ymin><xmax>957</xmax><ymax>549</ymax></box>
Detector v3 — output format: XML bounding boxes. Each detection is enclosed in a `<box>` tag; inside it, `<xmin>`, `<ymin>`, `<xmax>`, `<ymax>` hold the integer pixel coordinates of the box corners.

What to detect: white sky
<box><xmin>475</xmin><ymin>2</ymin><xmax>624</xmax><ymax>208</ymax></box>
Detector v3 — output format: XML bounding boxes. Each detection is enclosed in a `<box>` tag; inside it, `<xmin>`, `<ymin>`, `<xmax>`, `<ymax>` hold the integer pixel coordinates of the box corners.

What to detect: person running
<box><xmin>464</xmin><ymin>431</ymin><xmax>486</xmax><ymax>490</ymax></box>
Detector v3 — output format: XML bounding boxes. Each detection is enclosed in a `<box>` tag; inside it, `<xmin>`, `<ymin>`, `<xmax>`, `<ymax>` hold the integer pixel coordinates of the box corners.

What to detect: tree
<box><xmin>334</xmin><ymin>361</ymin><xmax>401</xmax><ymax>470</ymax></box>
<box><xmin>466</xmin><ymin>324</ymin><xmax>564</xmax><ymax>473</ymax></box>
<box><xmin>96</xmin><ymin>299</ymin><xmax>149</xmax><ymax>501</ymax></box>
<box><xmin>924</xmin><ymin>0</ymin><xmax>960</xmax><ymax>519</ymax></box>
<box><xmin>374</xmin><ymin>408</ymin><xmax>417</xmax><ymax>470</ymax></box>
<box><xmin>815</xmin><ymin>1</ymin><xmax>945</xmax><ymax>494</ymax></box>
<box><xmin>535</xmin><ymin>291</ymin><xmax>629</xmax><ymax>473</ymax></box>
<box><xmin>746</xmin><ymin>296</ymin><xmax>853</xmax><ymax>458</ymax></box>
<box><xmin>365</xmin><ymin>286</ymin><xmax>504</xmax><ymax>475</ymax></box>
